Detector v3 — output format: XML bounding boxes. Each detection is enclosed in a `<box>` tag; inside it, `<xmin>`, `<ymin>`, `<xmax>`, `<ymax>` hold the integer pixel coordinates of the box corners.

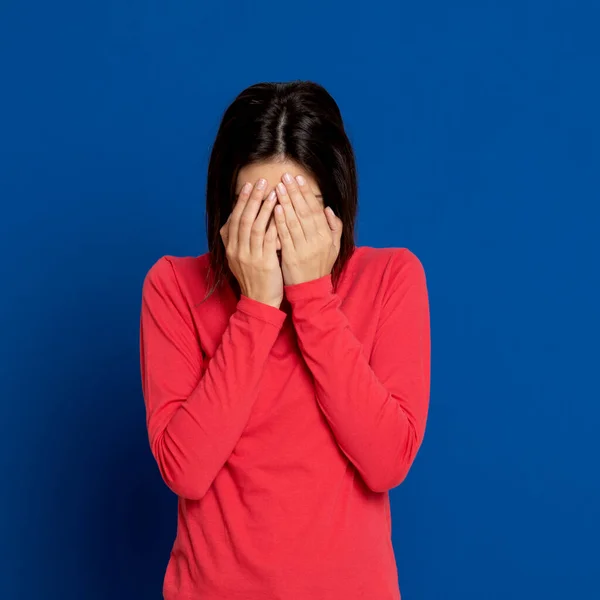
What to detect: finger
<box><xmin>290</xmin><ymin>175</ymin><xmax>324</xmax><ymax>236</ymax></box>
<box><xmin>263</xmin><ymin>217</ymin><xmax>278</xmax><ymax>256</ymax></box>
<box><xmin>325</xmin><ymin>206</ymin><xmax>343</xmax><ymax>245</ymax></box>
<box><xmin>296</xmin><ymin>177</ymin><xmax>331</xmax><ymax>238</ymax></box>
<box><xmin>273</xmin><ymin>203</ymin><xmax>294</xmax><ymax>254</ymax></box>
<box><xmin>250</xmin><ymin>189</ymin><xmax>277</xmax><ymax>255</ymax></box>
<box><xmin>228</xmin><ymin>182</ymin><xmax>252</xmax><ymax>252</ymax></box>
<box><xmin>238</xmin><ymin>178</ymin><xmax>268</xmax><ymax>254</ymax></box>
<box><xmin>281</xmin><ymin>174</ymin><xmax>316</xmax><ymax>238</ymax></box>
<box><xmin>266</xmin><ymin>211</ymin><xmax>282</xmax><ymax>249</ymax></box>
<box><xmin>293</xmin><ymin>174</ymin><xmax>321</xmax><ymax>212</ymax></box>
<box><xmin>220</xmin><ymin>216</ymin><xmax>229</xmax><ymax>246</ymax></box>
<box><xmin>275</xmin><ymin>181</ymin><xmax>305</xmax><ymax>247</ymax></box>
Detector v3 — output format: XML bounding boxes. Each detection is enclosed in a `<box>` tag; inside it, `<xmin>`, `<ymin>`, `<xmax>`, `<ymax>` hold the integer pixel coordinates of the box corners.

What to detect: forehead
<box><xmin>236</xmin><ymin>161</ymin><xmax>321</xmax><ymax>194</ymax></box>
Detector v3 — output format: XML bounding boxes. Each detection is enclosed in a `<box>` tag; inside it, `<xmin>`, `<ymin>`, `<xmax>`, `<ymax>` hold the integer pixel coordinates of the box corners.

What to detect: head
<box><xmin>203</xmin><ymin>80</ymin><xmax>358</xmax><ymax>301</ymax></box>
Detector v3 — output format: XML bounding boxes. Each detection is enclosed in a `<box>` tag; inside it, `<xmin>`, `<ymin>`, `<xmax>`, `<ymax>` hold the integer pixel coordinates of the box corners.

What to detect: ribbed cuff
<box><xmin>236</xmin><ymin>295</ymin><xmax>288</xmax><ymax>328</ymax></box>
<box><xmin>284</xmin><ymin>274</ymin><xmax>333</xmax><ymax>303</ymax></box>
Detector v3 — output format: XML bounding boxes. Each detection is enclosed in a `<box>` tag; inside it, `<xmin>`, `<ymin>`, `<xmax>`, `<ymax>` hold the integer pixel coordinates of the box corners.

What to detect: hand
<box><xmin>220</xmin><ymin>178</ymin><xmax>283</xmax><ymax>308</ymax></box>
<box><xmin>273</xmin><ymin>172</ymin><xmax>343</xmax><ymax>286</ymax></box>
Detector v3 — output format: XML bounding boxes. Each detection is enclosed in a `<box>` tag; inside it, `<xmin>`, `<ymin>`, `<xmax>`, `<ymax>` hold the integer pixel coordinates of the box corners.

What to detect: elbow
<box><xmin>363</xmin><ymin>428</ymin><xmax>423</xmax><ymax>493</ymax></box>
<box><xmin>151</xmin><ymin>432</ymin><xmax>208</xmax><ymax>501</ymax></box>
<box><xmin>363</xmin><ymin>462</ymin><xmax>412</xmax><ymax>494</ymax></box>
<box><xmin>160</xmin><ymin>472</ymin><xmax>207</xmax><ymax>502</ymax></box>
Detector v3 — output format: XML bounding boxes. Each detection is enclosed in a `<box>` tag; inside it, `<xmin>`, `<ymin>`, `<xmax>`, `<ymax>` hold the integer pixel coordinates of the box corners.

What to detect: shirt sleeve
<box><xmin>284</xmin><ymin>248</ymin><xmax>431</xmax><ymax>493</ymax></box>
<box><xmin>140</xmin><ymin>256</ymin><xmax>287</xmax><ymax>500</ymax></box>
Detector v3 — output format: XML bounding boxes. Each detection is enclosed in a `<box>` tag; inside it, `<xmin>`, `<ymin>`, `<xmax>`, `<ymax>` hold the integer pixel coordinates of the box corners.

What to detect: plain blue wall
<box><xmin>1</xmin><ymin>1</ymin><xmax>598</xmax><ymax>598</ymax></box>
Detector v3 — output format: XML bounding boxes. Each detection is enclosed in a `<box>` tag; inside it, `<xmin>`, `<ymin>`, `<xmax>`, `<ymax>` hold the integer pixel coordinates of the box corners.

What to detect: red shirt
<box><xmin>139</xmin><ymin>245</ymin><xmax>431</xmax><ymax>599</ymax></box>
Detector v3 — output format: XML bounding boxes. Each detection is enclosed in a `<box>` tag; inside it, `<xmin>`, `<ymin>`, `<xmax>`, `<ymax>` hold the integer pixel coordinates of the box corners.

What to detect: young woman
<box><xmin>140</xmin><ymin>80</ymin><xmax>431</xmax><ymax>599</ymax></box>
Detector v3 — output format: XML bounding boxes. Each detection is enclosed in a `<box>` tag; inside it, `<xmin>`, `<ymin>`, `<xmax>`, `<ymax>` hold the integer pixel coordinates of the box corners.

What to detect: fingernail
<box><xmin>241</xmin><ymin>182</ymin><xmax>251</xmax><ymax>194</ymax></box>
<box><xmin>283</xmin><ymin>172</ymin><xmax>293</xmax><ymax>184</ymax></box>
<box><xmin>295</xmin><ymin>175</ymin><xmax>305</xmax><ymax>185</ymax></box>
<box><xmin>256</xmin><ymin>178</ymin><xmax>266</xmax><ymax>189</ymax></box>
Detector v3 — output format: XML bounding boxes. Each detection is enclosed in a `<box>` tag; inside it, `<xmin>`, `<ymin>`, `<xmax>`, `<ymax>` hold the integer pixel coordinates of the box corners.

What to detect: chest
<box><xmin>199</xmin><ymin>310</ymin><xmax>332</xmax><ymax>459</ymax></box>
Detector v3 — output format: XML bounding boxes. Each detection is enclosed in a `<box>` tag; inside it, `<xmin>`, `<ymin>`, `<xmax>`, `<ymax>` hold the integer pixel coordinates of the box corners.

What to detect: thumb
<box><xmin>220</xmin><ymin>217</ymin><xmax>230</xmax><ymax>245</ymax></box>
<box><xmin>325</xmin><ymin>206</ymin><xmax>342</xmax><ymax>240</ymax></box>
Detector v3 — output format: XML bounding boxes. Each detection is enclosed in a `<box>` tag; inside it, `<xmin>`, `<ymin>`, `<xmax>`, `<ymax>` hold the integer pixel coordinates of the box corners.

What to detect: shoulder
<box><xmin>142</xmin><ymin>252</ymin><xmax>211</xmax><ymax>302</ymax></box>
<box><xmin>359</xmin><ymin>247</ymin><xmax>429</xmax><ymax>324</ymax></box>
<box><xmin>389</xmin><ymin>247</ymin><xmax>427</xmax><ymax>281</ymax></box>
<box><xmin>355</xmin><ymin>245</ymin><xmax>426</xmax><ymax>282</ymax></box>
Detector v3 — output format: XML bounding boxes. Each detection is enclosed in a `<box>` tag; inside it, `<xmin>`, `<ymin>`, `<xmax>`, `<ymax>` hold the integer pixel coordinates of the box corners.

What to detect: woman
<box><xmin>140</xmin><ymin>80</ymin><xmax>431</xmax><ymax>599</ymax></box>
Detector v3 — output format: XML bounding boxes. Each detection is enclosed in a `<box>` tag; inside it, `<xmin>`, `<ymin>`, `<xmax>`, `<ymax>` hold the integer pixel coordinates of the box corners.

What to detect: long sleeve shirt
<box><xmin>139</xmin><ymin>245</ymin><xmax>431</xmax><ymax>600</ymax></box>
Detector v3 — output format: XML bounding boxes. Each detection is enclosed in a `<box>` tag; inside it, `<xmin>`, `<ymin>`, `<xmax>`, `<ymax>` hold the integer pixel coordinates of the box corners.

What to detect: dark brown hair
<box><xmin>202</xmin><ymin>80</ymin><xmax>358</xmax><ymax>302</ymax></box>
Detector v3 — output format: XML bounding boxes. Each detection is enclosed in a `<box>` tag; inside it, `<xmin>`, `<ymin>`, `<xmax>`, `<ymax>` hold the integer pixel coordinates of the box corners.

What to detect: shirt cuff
<box><xmin>284</xmin><ymin>273</ymin><xmax>333</xmax><ymax>303</ymax></box>
<box><xmin>236</xmin><ymin>295</ymin><xmax>288</xmax><ymax>328</ymax></box>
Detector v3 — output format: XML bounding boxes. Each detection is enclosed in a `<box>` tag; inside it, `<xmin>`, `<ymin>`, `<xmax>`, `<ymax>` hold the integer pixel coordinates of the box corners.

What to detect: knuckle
<box><xmin>251</xmin><ymin>183</ymin><xmax>265</xmax><ymax>197</ymax></box>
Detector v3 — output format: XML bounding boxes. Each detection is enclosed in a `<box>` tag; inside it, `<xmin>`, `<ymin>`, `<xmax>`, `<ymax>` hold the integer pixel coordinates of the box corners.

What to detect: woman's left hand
<box><xmin>273</xmin><ymin>172</ymin><xmax>343</xmax><ymax>286</ymax></box>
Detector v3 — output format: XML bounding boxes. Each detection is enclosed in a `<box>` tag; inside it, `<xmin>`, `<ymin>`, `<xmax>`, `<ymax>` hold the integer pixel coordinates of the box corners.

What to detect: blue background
<box><xmin>1</xmin><ymin>1</ymin><xmax>598</xmax><ymax>598</ymax></box>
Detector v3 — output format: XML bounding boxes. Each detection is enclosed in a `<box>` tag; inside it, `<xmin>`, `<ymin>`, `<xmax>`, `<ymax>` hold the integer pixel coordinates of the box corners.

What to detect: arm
<box><xmin>284</xmin><ymin>248</ymin><xmax>431</xmax><ymax>493</ymax></box>
<box><xmin>140</xmin><ymin>256</ymin><xmax>287</xmax><ymax>500</ymax></box>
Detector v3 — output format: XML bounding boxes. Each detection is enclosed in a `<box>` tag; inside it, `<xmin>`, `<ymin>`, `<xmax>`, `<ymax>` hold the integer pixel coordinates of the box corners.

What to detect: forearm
<box><xmin>141</xmin><ymin>274</ymin><xmax>287</xmax><ymax>500</ymax></box>
<box><xmin>285</xmin><ymin>266</ymin><xmax>430</xmax><ymax>493</ymax></box>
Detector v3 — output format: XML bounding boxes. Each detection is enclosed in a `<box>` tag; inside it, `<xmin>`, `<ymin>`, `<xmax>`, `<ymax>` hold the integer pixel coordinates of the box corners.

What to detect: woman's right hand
<box><xmin>220</xmin><ymin>178</ymin><xmax>283</xmax><ymax>309</ymax></box>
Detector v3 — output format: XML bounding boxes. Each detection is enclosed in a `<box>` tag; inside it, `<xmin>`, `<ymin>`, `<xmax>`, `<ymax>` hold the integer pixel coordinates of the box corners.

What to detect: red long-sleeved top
<box><xmin>139</xmin><ymin>245</ymin><xmax>431</xmax><ymax>599</ymax></box>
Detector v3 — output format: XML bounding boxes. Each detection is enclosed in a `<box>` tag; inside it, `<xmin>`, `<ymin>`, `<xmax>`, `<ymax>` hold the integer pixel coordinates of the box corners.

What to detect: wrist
<box><xmin>244</xmin><ymin>293</ymin><xmax>283</xmax><ymax>310</ymax></box>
